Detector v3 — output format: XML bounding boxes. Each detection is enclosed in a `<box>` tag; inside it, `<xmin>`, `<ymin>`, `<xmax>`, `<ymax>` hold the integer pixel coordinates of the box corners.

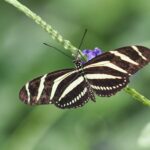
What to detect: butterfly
<box><xmin>19</xmin><ymin>45</ymin><xmax>150</xmax><ymax>109</ymax></box>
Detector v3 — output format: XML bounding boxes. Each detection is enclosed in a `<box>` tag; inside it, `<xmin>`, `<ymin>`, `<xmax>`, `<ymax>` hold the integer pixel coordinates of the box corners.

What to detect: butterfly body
<box><xmin>19</xmin><ymin>45</ymin><xmax>150</xmax><ymax>109</ymax></box>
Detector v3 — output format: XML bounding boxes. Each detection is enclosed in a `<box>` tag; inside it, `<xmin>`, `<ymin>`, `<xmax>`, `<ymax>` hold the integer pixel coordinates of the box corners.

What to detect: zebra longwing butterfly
<box><xmin>19</xmin><ymin>45</ymin><xmax>150</xmax><ymax>109</ymax></box>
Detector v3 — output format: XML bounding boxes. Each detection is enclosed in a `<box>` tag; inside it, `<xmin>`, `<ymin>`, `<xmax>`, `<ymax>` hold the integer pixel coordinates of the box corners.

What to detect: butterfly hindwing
<box><xmin>84</xmin><ymin>66</ymin><xmax>129</xmax><ymax>97</ymax></box>
<box><xmin>54</xmin><ymin>76</ymin><xmax>90</xmax><ymax>109</ymax></box>
<box><xmin>86</xmin><ymin>76</ymin><xmax>129</xmax><ymax>97</ymax></box>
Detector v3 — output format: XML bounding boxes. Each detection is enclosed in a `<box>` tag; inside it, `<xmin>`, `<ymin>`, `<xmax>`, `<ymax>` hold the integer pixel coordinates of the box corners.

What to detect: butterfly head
<box><xmin>73</xmin><ymin>59</ymin><xmax>83</xmax><ymax>69</ymax></box>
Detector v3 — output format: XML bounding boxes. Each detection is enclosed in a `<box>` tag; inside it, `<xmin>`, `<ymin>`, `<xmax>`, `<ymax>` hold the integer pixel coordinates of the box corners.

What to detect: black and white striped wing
<box><xmin>83</xmin><ymin>45</ymin><xmax>150</xmax><ymax>97</ymax></box>
<box><xmin>19</xmin><ymin>69</ymin><xmax>89</xmax><ymax>109</ymax></box>
<box><xmin>54</xmin><ymin>75</ymin><xmax>90</xmax><ymax>109</ymax></box>
<box><xmin>19</xmin><ymin>45</ymin><xmax>150</xmax><ymax>109</ymax></box>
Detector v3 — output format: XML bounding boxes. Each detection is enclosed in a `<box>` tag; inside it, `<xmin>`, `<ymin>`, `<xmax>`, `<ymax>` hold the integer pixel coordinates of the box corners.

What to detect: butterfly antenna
<box><xmin>75</xmin><ymin>29</ymin><xmax>87</xmax><ymax>60</ymax></box>
<box><xmin>43</xmin><ymin>43</ymin><xmax>72</xmax><ymax>60</ymax></box>
<box><xmin>78</xmin><ymin>29</ymin><xmax>87</xmax><ymax>50</ymax></box>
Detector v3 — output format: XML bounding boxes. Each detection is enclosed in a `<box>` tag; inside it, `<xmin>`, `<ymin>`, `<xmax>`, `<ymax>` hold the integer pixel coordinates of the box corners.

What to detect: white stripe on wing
<box><xmin>131</xmin><ymin>46</ymin><xmax>147</xmax><ymax>60</ymax></box>
<box><xmin>36</xmin><ymin>74</ymin><xmax>47</xmax><ymax>101</ymax></box>
<box><xmin>85</xmin><ymin>73</ymin><xmax>122</xmax><ymax>79</ymax></box>
<box><xmin>25</xmin><ymin>82</ymin><xmax>30</xmax><ymax>104</ymax></box>
<box><xmin>109</xmin><ymin>51</ymin><xmax>138</xmax><ymax>65</ymax></box>
<box><xmin>50</xmin><ymin>70</ymin><xmax>77</xmax><ymax>100</ymax></box>
<box><xmin>84</xmin><ymin>61</ymin><xmax>128</xmax><ymax>74</ymax></box>
<box><xmin>58</xmin><ymin>76</ymin><xmax>84</xmax><ymax>101</ymax></box>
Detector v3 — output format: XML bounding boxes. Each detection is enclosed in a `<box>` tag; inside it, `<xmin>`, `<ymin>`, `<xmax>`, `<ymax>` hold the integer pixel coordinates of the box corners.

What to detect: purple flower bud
<box><xmin>82</xmin><ymin>49</ymin><xmax>90</xmax><ymax>55</ymax></box>
<box><xmin>82</xmin><ymin>47</ymin><xmax>103</xmax><ymax>62</ymax></box>
<box><xmin>93</xmin><ymin>47</ymin><xmax>103</xmax><ymax>55</ymax></box>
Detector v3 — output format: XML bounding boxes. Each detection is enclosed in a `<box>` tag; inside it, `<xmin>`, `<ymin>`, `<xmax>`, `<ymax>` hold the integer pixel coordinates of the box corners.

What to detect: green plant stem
<box><xmin>124</xmin><ymin>86</ymin><xmax>150</xmax><ymax>106</ymax></box>
<box><xmin>4</xmin><ymin>0</ymin><xmax>150</xmax><ymax>106</ymax></box>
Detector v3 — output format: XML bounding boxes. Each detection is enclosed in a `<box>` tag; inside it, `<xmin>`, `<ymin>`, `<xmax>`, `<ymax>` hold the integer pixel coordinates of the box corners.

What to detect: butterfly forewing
<box><xmin>84</xmin><ymin>46</ymin><xmax>150</xmax><ymax>75</ymax></box>
<box><xmin>19</xmin><ymin>68</ymin><xmax>75</xmax><ymax>105</ymax></box>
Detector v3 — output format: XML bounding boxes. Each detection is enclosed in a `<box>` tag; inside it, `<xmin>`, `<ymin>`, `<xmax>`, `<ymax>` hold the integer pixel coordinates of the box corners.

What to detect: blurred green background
<box><xmin>0</xmin><ymin>0</ymin><xmax>150</xmax><ymax>150</ymax></box>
